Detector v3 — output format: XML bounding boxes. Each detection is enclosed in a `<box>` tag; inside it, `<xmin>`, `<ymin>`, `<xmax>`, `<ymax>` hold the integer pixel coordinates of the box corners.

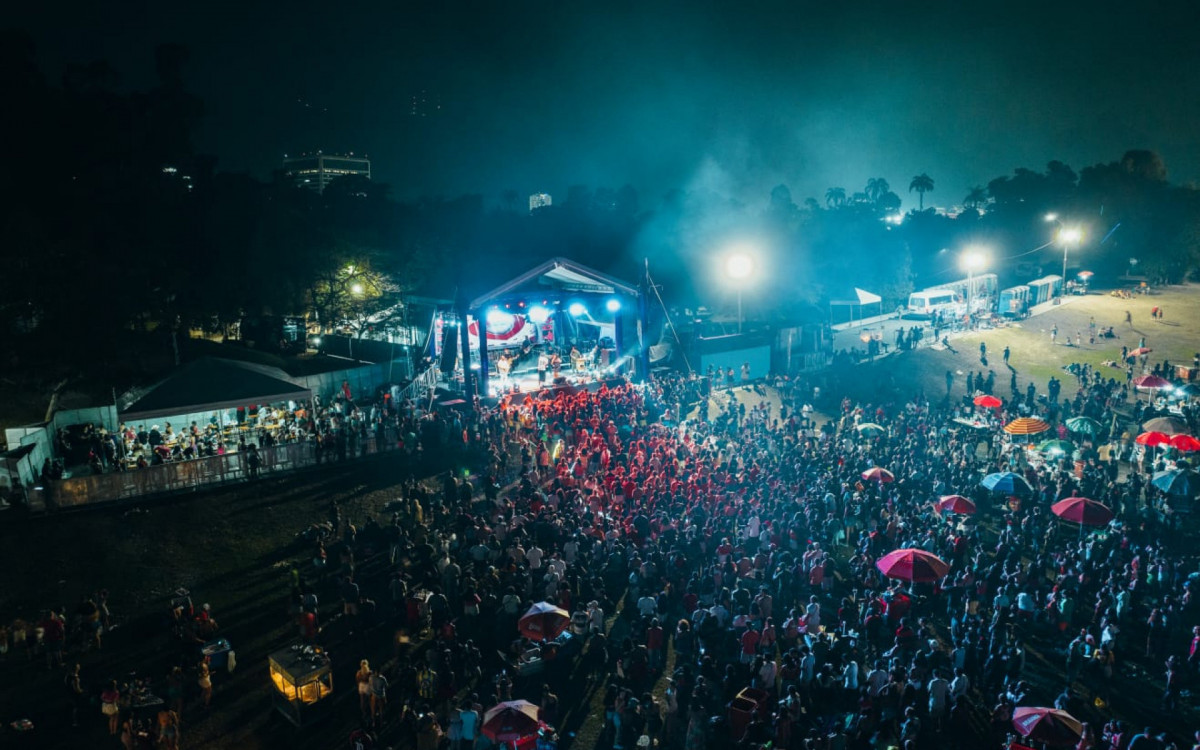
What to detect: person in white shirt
<box><xmin>949</xmin><ymin>669</ymin><xmax>970</xmax><ymax>704</ymax></box>
<box><xmin>927</xmin><ymin>671</ymin><xmax>950</xmax><ymax>723</ymax></box>
<box><xmin>587</xmin><ymin>601</ymin><xmax>605</xmax><ymax>634</ymax></box>
<box><xmin>525</xmin><ymin>545</ymin><xmax>544</xmax><ymax>571</ymax></box>
<box><xmin>842</xmin><ymin>660</ymin><xmax>860</xmax><ymax>692</ymax></box>
<box><xmin>638</xmin><ymin>594</ymin><xmax>658</xmax><ymax>619</ymax></box>
<box><xmin>866</xmin><ymin>661</ymin><xmax>889</xmax><ymax>696</ymax></box>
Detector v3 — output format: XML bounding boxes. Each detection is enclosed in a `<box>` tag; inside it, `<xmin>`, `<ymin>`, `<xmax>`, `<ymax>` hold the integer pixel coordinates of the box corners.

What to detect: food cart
<box><xmin>268</xmin><ymin>645</ymin><xmax>333</xmax><ymax>726</ymax></box>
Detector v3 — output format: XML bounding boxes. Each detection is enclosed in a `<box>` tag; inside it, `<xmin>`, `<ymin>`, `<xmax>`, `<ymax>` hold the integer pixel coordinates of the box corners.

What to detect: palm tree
<box><xmin>825</xmin><ymin>187</ymin><xmax>846</xmax><ymax>208</ymax></box>
<box><xmin>909</xmin><ymin>173</ymin><xmax>935</xmax><ymax>210</ymax></box>
<box><xmin>963</xmin><ymin>185</ymin><xmax>988</xmax><ymax>210</ymax></box>
<box><xmin>865</xmin><ymin>177</ymin><xmax>890</xmax><ymax>203</ymax></box>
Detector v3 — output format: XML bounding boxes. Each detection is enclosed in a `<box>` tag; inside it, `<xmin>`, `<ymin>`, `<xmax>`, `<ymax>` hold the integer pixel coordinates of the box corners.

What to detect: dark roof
<box><xmin>469</xmin><ymin>257</ymin><xmax>639</xmax><ymax>310</ymax></box>
<box><xmin>1</xmin><ymin>444</ymin><xmax>36</xmax><ymax>462</ymax></box>
<box><xmin>121</xmin><ymin>358</ymin><xmax>312</xmax><ymax>421</ymax></box>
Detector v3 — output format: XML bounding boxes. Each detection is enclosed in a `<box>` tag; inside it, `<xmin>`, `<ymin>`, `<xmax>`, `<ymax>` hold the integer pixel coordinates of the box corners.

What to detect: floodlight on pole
<box><xmin>724</xmin><ymin>250</ymin><xmax>755</xmax><ymax>333</ymax></box>
<box><xmin>1057</xmin><ymin>226</ymin><xmax>1083</xmax><ymax>298</ymax></box>
<box><xmin>959</xmin><ymin>247</ymin><xmax>988</xmax><ymax>321</ymax></box>
<box><xmin>605</xmin><ymin>298</ymin><xmax>622</xmax><ymax>313</ymax></box>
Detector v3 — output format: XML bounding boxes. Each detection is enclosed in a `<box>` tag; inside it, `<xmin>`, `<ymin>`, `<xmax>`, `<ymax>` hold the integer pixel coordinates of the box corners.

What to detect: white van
<box><xmin>906</xmin><ymin>289</ymin><xmax>959</xmax><ymax>318</ymax></box>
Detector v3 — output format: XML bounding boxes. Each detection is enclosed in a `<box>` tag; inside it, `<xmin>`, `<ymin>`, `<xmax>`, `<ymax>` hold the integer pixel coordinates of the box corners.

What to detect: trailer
<box><xmin>1027</xmin><ymin>275</ymin><xmax>1062</xmax><ymax>305</ymax></box>
<box><xmin>998</xmin><ymin>285</ymin><xmax>1031</xmax><ymax>318</ymax></box>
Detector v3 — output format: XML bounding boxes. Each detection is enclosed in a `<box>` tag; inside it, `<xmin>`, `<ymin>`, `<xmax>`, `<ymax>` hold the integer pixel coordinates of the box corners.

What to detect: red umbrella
<box><xmin>482</xmin><ymin>701</ymin><xmax>541</xmax><ymax>742</ymax></box>
<box><xmin>1169</xmin><ymin>434</ymin><xmax>1200</xmax><ymax>452</ymax></box>
<box><xmin>935</xmin><ymin>495</ymin><xmax>977</xmax><ymax>515</ymax></box>
<box><xmin>1133</xmin><ymin>374</ymin><xmax>1171</xmax><ymax>389</ymax></box>
<box><xmin>973</xmin><ymin>394</ymin><xmax>1002</xmax><ymax>408</ymax></box>
<box><xmin>1051</xmin><ymin>497</ymin><xmax>1114</xmax><ymax>527</ymax></box>
<box><xmin>875</xmin><ymin>548</ymin><xmax>950</xmax><ymax>583</ymax></box>
<box><xmin>1135</xmin><ymin>431</ymin><xmax>1170</xmax><ymax>447</ymax></box>
<box><xmin>1011</xmin><ymin>707</ymin><xmax>1083</xmax><ymax>746</ymax></box>
<box><xmin>517</xmin><ymin>602</ymin><xmax>570</xmax><ymax>642</ymax></box>
<box><xmin>861</xmin><ymin>467</ymin><xmax>895</xmax><ymax>483</ymax></box>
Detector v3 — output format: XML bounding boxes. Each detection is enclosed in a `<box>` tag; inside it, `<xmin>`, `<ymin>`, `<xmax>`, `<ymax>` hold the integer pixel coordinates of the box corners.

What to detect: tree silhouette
<box><xmin>963</xmin><ymin>186</ymin><xmax>988</xmax><ymax>210</ymax></box>
<box><xmin>865</xmin><ymin>177</ymin><xmax>890</xmax><ymax>204</ymax></box>
<box><xmin>825</xmin><ymin>187</ymin><xmax>846</xmax><ymax>208</ymax></box>
<box><xmin>909</xmin><ymin>173</ymin><xmax>935</xmax><ymax>210</ymax></box>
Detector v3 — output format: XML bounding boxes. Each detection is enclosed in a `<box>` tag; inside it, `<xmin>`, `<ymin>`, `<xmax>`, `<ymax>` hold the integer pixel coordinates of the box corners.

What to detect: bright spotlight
<box><xmin>725</xmin><ymin>253</ymin><xmax>754</xmax><ymax>280</ymax></box>
<box><xmin>1058</xmin><ymin>227</ymin><xmax>1083</xmax><ymax>245</ymax></box>
<box><xmin>1044</xmin><ymin>213</ymin><xmax>1058</xmax><ymax>223</ymax></box>
<box><xmin>350</xmin><ymin>283</ymin><xmax>364</xmax><ymax>295</ymax></box>
<box><xmin>568</xmin><ymin>302</ymin><xmax>587</xmax><ymax>317</ymax></box>
<box><xmin>606</xmin><ymin>298</ymin><xmax>621</xmax><ymax>313</ymax></box>
<box><xmin>528</xmin><ymin>305</ymin><xmax>550</xmax><ymax>324</ymax></box>
<box><xmin>959</xmin><ymin>248</ymin><xmax>987</xmax><ymax>272</ymax></box>
<box><xmin>485</xmin><ymin>308</ymin><xmax>512</xmax><ymax>327</ymax></box>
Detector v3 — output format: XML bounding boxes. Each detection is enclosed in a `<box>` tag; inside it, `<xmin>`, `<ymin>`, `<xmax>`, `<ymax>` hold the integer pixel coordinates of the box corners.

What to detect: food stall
<box><xmin>268</xmin><ymin>645</ymin><xmax>333</xmax><ymax>726</ymax></box>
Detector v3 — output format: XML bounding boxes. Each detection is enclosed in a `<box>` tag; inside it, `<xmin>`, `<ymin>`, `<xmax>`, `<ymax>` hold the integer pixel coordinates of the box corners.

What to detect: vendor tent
<box><xmin>829</xmin><ymin>286</ymin><xmax>884</xmax><ymax>327</ymax></box>
<box><xmin>121</xmin><ymin>358</ymin><xmax>313</xmax><ymax>422</ymax></box>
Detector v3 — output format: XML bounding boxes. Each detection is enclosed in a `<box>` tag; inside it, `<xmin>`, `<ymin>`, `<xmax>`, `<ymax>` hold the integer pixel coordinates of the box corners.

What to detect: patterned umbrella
<box><xmin>861</xmin><ymin>467</ymin><xmax>895</xmax><ymax>483</ymax></box>
<box><xmin>981</xmin><ymin>472</ymin><xmax>1033</xmax><ymax>495</ymax></box>
<box><xmin>856</xmin><ymin>423</ymin><xmax>886</xmax><ymax>438</ymax></box>
<box><xmin>1135</xmin><ymin>431</ymin><xmax>1170</xmax><ymax>447</ymax></box>
<box><xmin>875</xmin><ymin>548</ymin><xmax>950</xmax><ymax>583</ymax></box>
<box><xmin>1064</xmin><ymin>416</ymin><xmax>1102</xmax><ymax>436</ymax></box>
<box><xmin>1051</xmin><ymin>497</ymin><xmax>1114</xmax><ymax>526</ymax></box>
<box><xmin>482</xmin><ymin>701</ymin><xmax>541</xmax><ymax>742</ymax></box>
<box><xmin>973</xmin><ymin>394</ymin><xmax>1002</xmax><ymax>408</ymax></box>
<box><xmin>517</xmin><ymin>602</ymin><xmax>570</xmax><ymax>642</ymax></box>
<box><xmin>1038</xmin><ymin>439</ymin><xmax>1075</xmax><ymax>456</ymax></box>
<box><xmin>935</xmin><ymin>495</ymin><xmax>976</xmax><ymax>515</ymax></box>
<box><xmin>1169</xmin><ymin>434</ymin><xmax>1200</xmax><ymax>452</ymax></box>
<box><xmin>1012</xmin><ymin>707</ymin><xmax>1083</xmax><ymax>746</ymax></box>
<box><xmin>1003</xmin><ymin>417</ymin><xmax>1050</xmax><ymax>435</ymax></box>
<box><xmin>1133</xmin><ymin>374</ymin><xmax>1171</xmax><ymax>390</ymax></box>
<box><xmin>1142</xmin><ymin>415</ymin><xmax>1189</xmax><ymax>435</ymax></box>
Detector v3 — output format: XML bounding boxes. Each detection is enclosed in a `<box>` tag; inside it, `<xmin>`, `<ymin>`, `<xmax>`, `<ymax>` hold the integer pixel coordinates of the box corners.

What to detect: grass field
<box><xmin>837</xmin><ymin>284</ymin><xmax>1200</xmax><ymax>406</ymax></box>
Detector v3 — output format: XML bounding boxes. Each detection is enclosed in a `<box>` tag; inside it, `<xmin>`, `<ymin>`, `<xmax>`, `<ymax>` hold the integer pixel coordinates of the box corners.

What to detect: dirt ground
<box><xmin>834</xmin><ymin>284</ymin><xmax>1200</xmax><ymax>406</ymax></box>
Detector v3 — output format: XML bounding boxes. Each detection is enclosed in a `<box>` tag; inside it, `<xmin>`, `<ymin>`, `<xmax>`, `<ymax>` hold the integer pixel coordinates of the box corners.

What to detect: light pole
<box><xmin>1058</xmin><ymin>227</ymin><xmax>1082</xmax><ymax>297</ymax></box>
<box><xmin>725</xmin><ymin>252</ymin><xmax>754</xmax><ymax>333</ymax></box>
<box><xmin>960</xmin><ymin>248</ymin><xmax>987</xmax><ymax>327</ymax></box>
<box><xmin>1045</xmin><ymin>214</ymin><xmax>1082</xmax><ymax>299</ymax></box>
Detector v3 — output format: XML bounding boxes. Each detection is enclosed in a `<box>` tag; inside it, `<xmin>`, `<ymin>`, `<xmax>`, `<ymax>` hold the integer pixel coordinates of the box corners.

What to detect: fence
<box><xmin>33</xmin><ymin>434</ymin><xmax>404</xmax><ymax>511</ymax></box>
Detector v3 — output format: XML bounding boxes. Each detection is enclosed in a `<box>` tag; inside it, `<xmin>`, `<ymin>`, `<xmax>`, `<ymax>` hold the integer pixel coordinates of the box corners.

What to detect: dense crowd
<box><xmin>7</xmin><ymin>361</ymin><xmax>1200</xmax><ymax>750</ymax></box>
<box><xmin>310</xmin><ymin>364</ymin><xmax>1198</xmax><ymax>750</ymax></box>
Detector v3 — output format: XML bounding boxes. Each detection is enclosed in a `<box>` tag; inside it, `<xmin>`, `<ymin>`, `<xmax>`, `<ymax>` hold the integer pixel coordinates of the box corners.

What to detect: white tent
<box><xmin>829</xmin><ymin>287</ymin><xmax>884</xmax><ymax>327</ymax></box>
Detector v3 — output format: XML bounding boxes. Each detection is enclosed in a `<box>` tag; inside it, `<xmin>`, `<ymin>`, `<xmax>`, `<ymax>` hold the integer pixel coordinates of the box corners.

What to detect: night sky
<box><xmin>13</xmin><ymin>0</ymin><xmax>1200</xmax><ymax>207</ymax></box>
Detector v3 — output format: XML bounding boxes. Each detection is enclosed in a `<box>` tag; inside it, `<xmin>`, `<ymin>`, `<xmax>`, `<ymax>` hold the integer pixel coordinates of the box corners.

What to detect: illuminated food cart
<box><xmin>268</xmin><ymin>645</ymin><xmax>333</xmax><ymax>726</ymax></box>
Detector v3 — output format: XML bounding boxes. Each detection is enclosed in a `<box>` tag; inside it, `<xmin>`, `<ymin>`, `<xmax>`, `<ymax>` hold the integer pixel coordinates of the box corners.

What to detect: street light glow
<box><xmin>959</xmin><ymin>247</ymin><xmax>987</xmax><ymax>271</ymax></box>
<box><xmin>350</xmin><ymin>283</ymin><xmax>364</xmax><ymax>295</ymax></box>
<box><xmin>725</xmin><ymin>252</ymin><xmax>754</xmax><ymax>280</ymax></box>
<box><xmin>1058</xmin><ymin>227</ymin><xmax>1083</xmax><ymax>245</ymax></box>
<box><xmin>605</xmin><ymin>298</ymin><xmax>621</xmax><ymax>312</ymax></box>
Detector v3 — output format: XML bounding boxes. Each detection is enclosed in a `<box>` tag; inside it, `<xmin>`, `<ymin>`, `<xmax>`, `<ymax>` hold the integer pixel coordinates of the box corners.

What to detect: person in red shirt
<box><xmin>740</xmin><ymin>626</ymin><xmax>761</xmax><ymax>663</ymax></box>
<box><xmin>41</xmin><ymin>610</ymin><xmax>65</xmax><ymax>669</ymax></box>
<box><xmin>646</xmin><ymin>618</ymin><xmax>664</xmax><ymax>671</ymax></box>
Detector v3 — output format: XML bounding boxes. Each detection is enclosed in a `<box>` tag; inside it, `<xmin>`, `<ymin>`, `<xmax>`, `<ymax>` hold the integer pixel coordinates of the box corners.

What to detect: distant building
<box><xmin>282</xmin><ymin>152</ymin><xmax>371</xmax><ymax>193</ymax></box>
<box><xmin>529</xmin><ymin>193</ymin><xmax>553</xmax><ymax>212</ymax></box>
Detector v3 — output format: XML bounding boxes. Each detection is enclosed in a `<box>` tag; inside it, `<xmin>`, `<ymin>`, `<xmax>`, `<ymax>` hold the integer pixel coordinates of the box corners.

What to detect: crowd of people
<box><xmin>6</xmin><ymin>355</ymin><xmax>1200</xmax><ymax>750</ymax></box>
<box><xmin>285</xmin><ymin>361</ymin><xmax>1199</xmax><ymax>750</ymax></box>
